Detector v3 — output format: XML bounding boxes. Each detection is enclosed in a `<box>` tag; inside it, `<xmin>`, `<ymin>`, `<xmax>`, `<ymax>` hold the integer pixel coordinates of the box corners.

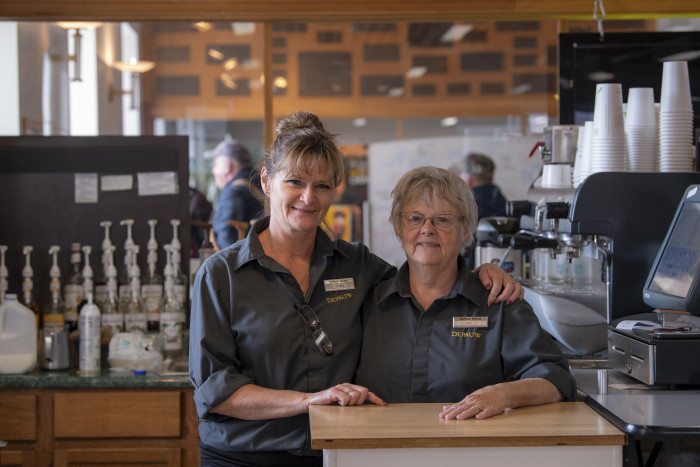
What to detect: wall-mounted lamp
<box><xmin>52</xmin><ymin>22</ymin><xmax>103</xmax><ymax>82</ymax></box>
<box><xmin>109</xmin><ymin>59</ymin><xmax>156</xmax><ymax>109</ymax></box>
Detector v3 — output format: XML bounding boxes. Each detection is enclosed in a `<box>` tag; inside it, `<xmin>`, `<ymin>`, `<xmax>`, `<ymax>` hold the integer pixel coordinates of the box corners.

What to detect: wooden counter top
<box><xmin>310</xmin><ymin>402</ymin><xmax>625</xmax><ymax>450</ymax></box>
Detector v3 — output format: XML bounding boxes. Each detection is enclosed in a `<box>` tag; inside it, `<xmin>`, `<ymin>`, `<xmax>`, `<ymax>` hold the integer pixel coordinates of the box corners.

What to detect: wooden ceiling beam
<box><xmin>2</xmin><ymin>0</ymin><xmax>700</xmax><ymax>22</ymax></box>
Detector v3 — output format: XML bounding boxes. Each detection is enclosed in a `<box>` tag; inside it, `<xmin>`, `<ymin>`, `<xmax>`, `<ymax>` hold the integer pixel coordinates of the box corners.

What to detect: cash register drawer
<box><xmin>608</xmin><ymin>330</ymin><xmax>655</xmax><ymax>385</ymax></box>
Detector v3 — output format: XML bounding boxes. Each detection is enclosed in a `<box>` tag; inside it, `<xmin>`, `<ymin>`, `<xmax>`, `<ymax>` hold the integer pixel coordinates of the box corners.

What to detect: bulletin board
<box><xmin>367</xmin><ymin>135</ymin><xmax>543</xmax><ymax>266</ymax></box>
<box><xmin>0</xmin><ymin>136</ymin><xmax>190</xmax><ymax>308</ymax></box>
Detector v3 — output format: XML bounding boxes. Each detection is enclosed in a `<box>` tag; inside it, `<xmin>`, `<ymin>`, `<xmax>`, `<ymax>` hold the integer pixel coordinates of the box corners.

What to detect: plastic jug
<box><xmin>0</xmin><ymin>294</ymin><xmax>37</xmax><ymax>374</ymax></box>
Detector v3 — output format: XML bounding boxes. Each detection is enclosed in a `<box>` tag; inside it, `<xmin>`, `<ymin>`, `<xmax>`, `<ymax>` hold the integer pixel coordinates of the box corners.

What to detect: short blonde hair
<box><xmin>390</xmin><ymin>166</ymin><xmax>478</xmax><ymax>245</ymax></box>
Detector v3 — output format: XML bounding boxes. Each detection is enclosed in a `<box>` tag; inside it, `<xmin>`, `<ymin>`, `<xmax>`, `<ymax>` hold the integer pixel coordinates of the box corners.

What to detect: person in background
<box><xmin>189</xmin><ymin>185</ymin><xmax>213</xmax><ymax>258</ymax></box>
<box><xmin>189</xmin><ymin>111</ymin><xmax>523</xmax><ymax>467</ymax></box>
<box><xmin>462</xmin><ymin>152</ymin><xmax>507</xmax><ymax>219</ymax></box>
<box><xmin>205</xmin><ymin>139</ymin><xmax>264</xmax><ymax>249</ymax></box>
<box><xmin>355</xmin><ymin>166</ymin><xmax>575</xmax><ymax>420</ymax></box>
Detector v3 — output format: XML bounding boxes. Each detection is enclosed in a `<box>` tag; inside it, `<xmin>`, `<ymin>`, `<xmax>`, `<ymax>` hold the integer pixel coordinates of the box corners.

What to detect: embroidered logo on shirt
<box><xmin>326</xmin><ymin>292</ymin><xmax>352</xmax><ymax>303</ymax></box>
<box><xmin>451</xmin><ymin>331</ymin><xmax>482</xmax><ymax>338</ymax></box>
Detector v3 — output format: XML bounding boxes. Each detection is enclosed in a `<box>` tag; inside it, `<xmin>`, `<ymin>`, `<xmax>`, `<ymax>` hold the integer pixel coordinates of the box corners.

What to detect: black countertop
<box><xmin>0</xmin><ymin>367</ymin><xmax>191</xmax><ymax>389</ymax></box>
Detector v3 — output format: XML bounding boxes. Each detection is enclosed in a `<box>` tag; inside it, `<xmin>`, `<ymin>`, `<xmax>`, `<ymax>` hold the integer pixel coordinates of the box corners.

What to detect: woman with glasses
<box><xmin>189</xmin><ymin>112</ymin><xmax>523</xmax><ymax>467</ymax></box>
<box><xmin>355</xmin><ymin>166</ymin><xmax>576</xmax><ymax>419</ymax></box>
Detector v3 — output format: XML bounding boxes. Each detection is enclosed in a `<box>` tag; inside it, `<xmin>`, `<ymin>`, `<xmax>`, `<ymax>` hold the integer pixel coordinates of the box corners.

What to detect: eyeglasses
<box><xmin>401</xmin><ymin>212</ymin><xmax>464</xmax><ymax>231</ymax></box>
<box><xmin>295</xmin><ymin>303</ymin><xmax>334</xmax><ymax>356</ymax></box>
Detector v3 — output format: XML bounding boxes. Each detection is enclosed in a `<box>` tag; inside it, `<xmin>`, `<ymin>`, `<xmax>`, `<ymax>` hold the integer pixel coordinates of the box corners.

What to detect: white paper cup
<box><xmin>626</xmin><ymin>88</ymin><xmax>656</xmax><ymax>127</ymax></box>
<box><xmin>542</xmin><ymin>164</ymin><xmax>572</xmax><ymax>188</ymax></box>
<box><xmin>660</xmin><ymin>61</ymin><xmax>693</xmax><ymax>113</ymax></box>
<box><xmin>593</xmin><ymin>83</ymin><xmax>625</xmax><ymax>139</ymax></box>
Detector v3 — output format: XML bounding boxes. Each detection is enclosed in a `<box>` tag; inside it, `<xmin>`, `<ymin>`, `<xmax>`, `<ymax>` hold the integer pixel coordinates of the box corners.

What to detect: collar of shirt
<box><xmin>374</xmin><ymin>255</ymin><xmax>485</xmax><ymax>308</ymax></box>
<box><xmin>230</xmin><ymin>216</ymin><xmax>349</xmax><ymax>272</ymax></box>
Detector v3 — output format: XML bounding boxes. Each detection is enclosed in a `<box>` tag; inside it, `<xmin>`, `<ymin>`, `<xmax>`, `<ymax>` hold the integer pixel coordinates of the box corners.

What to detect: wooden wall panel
<box><xmin>1</xmin><ymin>0</ymin><xmax>700</xmax><ymax>22</ymax></box>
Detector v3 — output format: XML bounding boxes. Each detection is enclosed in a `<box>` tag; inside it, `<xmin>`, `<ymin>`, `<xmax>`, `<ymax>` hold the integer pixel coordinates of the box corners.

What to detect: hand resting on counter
<box><xmin>439</xmin><ymin>378</ymin><xmax>564</xmax><ymax>420</ymax></box>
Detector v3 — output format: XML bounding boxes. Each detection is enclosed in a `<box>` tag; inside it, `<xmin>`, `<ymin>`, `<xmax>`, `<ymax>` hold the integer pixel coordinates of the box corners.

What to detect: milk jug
<box><xmin>0</xmin><ymin>294</ymin><xmax>37</xmax><ymax>374</ymax></box>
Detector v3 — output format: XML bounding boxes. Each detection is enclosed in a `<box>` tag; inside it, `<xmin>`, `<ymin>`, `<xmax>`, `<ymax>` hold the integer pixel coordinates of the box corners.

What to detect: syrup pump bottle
<box><xmin>160</xmin><ymin>244</ymin><xmax>186</xmax><ymax>358</ymax></box>
<box><xmin>118</xmin><ymin>219</ymin><xmax>136</xmax><ymax>303</ymax></box>
<box><xmin>142</xmin><ymin>219</ymin><xmax>164</xmax><ymax>332</ymax></box>
<box><xmin>169</xmin><ymin>220</ymin><xmax>188</xmax><ymax>308</ymax></box>
<box><xmin>45</xmin><ymin>246</ymin><xmax>66</xmax><ymax>334</ymax></box>
<box><xmin>63</xmin><ymin>242</ymin><xmax>84</xmax><ymax>332</ymax></box>
<box><xmin>78</xmin><ymin>245</ymin><xmax>94</xmax><ymax>311</ymax></box>
<box><xmin>100</xmin><ymin>246</ymin><xmax>123</xmax><ymax>336</ymax></box>
<box><xmin>20</xmin><ymin>246</ymin><xmax>40</xmax><ymax>326</ymax></box>
<box><xmin>95</xmin><ymin>221</ymin><xmax>113</xmax><ymax>305</ymax></box>
<box><xmin>122</xmin><ymin>246</ymin><xmax>146</xmax><ymax>334</ymax></box>
<box><xmin>0</xmin><ymin>245</ymin><xmax>8</xmax><ymax>304</ymax></box>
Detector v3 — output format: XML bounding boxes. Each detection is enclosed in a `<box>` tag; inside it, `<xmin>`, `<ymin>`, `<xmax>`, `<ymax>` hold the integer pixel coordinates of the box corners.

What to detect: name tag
<box><xmin>324</xmin><ymin>278</ymin><xmax>355</xmax><ymax>292</ymax></box>
<box><xmin>453</xmin><ymin>316</ymin><xmax>488</xmax><ymax>328</ymax></box>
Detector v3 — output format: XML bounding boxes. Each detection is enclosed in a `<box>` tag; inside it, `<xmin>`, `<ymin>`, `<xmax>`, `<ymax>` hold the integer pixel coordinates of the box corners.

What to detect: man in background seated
<box><xmin>205</xmin><ymin>140</ymin><xmax>263</xmax><ymax>249</ymax></box>
<box><xmin>462</xmin><ymin>152</ymin><xmax>507</xmax><ymax>219</ymax></box>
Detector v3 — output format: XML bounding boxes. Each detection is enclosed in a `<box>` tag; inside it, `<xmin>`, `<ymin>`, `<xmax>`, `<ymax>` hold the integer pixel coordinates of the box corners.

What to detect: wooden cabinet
<box><xmin>0</xmin><ymin>387</ymin><xmax>199</xmax><ymax>467</ymax></box>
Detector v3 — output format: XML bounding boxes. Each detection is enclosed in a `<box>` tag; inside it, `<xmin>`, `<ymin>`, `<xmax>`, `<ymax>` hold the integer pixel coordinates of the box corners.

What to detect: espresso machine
<box><xmin>510</xmin><ymin>169</ymin><xmax>700</xmax><ymax>369</ymax></box>
<box><xmin>507</xmin><ymin>125</ymin><xmax>608</xmax><ymax>356</ymax></box>
<box><xmin>507</xmin><ymin>126</ymin><xmax>700</xmax><ymax>364</ymax></box>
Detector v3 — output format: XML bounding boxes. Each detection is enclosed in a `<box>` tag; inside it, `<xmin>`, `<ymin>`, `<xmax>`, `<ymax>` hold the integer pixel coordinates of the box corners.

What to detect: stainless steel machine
<box><xmin>508</xmin><ymin>125</ymin><xmax>608</xmax><ymax>356</ymax></box>
<box><xmin>511</xmin><ymin>171</ymin><xmax>700</xmax><ymax>380</ymax></box>
<box><xmin>507</xmin><ymin>126</ymin><xmax>700</xmax><ymax>369</ymax></box>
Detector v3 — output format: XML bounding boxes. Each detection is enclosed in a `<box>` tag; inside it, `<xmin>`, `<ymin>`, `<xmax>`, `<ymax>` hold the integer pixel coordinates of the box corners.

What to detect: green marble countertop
<box><xmin>0</xmin><ymin>368</ymin><xmax>192</xmax><ymax>389</ymax></box>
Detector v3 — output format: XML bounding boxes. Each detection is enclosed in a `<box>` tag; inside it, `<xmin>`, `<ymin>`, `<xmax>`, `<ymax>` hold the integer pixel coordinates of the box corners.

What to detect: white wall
<box><xmin>0</xmin><ymin>23</ymin><xmax>20</xmax><ymax>135</ymax></box>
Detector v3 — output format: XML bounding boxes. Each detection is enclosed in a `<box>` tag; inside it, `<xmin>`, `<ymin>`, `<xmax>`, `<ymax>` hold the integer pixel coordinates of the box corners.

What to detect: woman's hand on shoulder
<box><xmin>439</xmin><ymin>384</ymin><xmax>507</xmax><ymax>420</ymax></box>
<box><xmin>305</xmin><ymin>383</ymin><xmax>386</xmax><ymax>409</ymax></box>
<box><xmin>474</xmin><ymin>263</ymin><xmax>524</xmax><ymax>307</ymax></box>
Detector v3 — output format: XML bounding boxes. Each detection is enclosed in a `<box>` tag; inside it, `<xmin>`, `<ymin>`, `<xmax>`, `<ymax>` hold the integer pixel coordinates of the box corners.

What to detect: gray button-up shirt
<box><xmin>355</xmin><ymin>256</ymin><xmax>577</xmax><ymax>403</ymax></box>
<box><xmin>189</xmin><ymin>217</ymin><xmax>394</xmax><ymax>456</ymax></box>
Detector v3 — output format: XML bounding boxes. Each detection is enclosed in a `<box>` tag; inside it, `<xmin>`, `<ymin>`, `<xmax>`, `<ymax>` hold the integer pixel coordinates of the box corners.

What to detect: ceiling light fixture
<box><xmin>406</xmin><ymin>66</ymin><xmax>428</xmax><ymax>79</ymax></box>
<box><xmin>193</xmin><ymin>22</ymin><xmax>212</xmax><ymax>32</ymax></box>
<box><xmin>441</xmin><ymin>24</ymin><xmax>473</xmax><ymax>43</ymax></box>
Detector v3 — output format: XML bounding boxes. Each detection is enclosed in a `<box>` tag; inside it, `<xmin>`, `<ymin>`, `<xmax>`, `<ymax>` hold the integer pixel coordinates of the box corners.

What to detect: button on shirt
<box><xmin>355</xmin><ymin>257</ymin><xmax>577</xmax><ymax>404</ymax></box>
<box><xmin>189</xmin><ymin>217</ymin><xmax>395</xmax><ymax>456</ymax></box>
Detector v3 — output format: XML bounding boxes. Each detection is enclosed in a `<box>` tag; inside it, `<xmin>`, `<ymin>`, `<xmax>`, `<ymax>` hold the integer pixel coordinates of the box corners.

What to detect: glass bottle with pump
<box><xmin>121</xmin><ymin>246</ymin><xmax>146</xmax><ymax>334</ymax></box>
<box><xmin>142</xmin><ymin>219</ymin><xmax>164</xmax><ymax>332</ymax></box>
<box><xmin>118</xmin><ymin>219</ymin><xmax>136</xmax><ymax>303</ymax></box>
<box><xmin>100</xmin><ymin>246</ymin><xmax>123</xmax><ymax>336</ymax></box>
<box><xmin>95</xmin><ymin>221</ymin><xmax>113</xmax><ymax>305</ymax></box>
<box><xmin>160</xmin><ymin>244</ymin><xmax>186</xmax><ymax>359</ymax></box>
<box><xmin>20</xmin><ymin>246</ymin><xmax>41</xmax><ymax>327</ymax></box>
<box><xmin>169</xmin><ymin>220</ymin><xmax>188</xmax><ymax>309</ymax></box>
<box><xmin>81</xmin><ymin>246</ymin><xmax>94</xmax><ymax>303</ymax></box>
<box><xmin>63</xmin><ymin>242</ymin><xmax>83</xmax><ymax>332</ymax></box>
<box><xmin>45</xmin><ymin>246</ymin><xmax>66</xmax><ymax>334</ymax></box>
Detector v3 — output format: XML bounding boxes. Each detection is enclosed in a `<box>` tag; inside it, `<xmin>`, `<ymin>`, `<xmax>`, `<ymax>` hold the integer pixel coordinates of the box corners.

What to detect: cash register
<box><xmin>608</xmin><ymin>184</ymin><xmax>700</xmax><ymax>386</ymax></box>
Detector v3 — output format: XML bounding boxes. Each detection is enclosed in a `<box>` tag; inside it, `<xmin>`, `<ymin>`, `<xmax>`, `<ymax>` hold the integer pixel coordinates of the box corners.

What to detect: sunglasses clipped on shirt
<box><xmin>295</xmin><ymin>303</ymin><xmax>334</xmax><ymax>356</ymax></box>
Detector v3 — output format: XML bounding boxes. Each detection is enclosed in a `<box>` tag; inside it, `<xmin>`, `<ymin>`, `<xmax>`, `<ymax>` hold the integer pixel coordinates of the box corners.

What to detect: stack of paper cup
<box><xmin>625</xmin><ymin>88</ymin><xmax>658</xmax><ymax>172</ymax></box>
<box><xmin>573</xmin><ymin>121</ymin><xmax>593</xmax><ymax>187</ymax></box>
<box><xmin>659</xmin><ymin>61</ymin><xmax>694</xmax><ymax>172</ymax></box>
<box><xmin>591</xmin><ymin>83</ymin><xmax>626</xmax><ymax>173</ymax></box>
